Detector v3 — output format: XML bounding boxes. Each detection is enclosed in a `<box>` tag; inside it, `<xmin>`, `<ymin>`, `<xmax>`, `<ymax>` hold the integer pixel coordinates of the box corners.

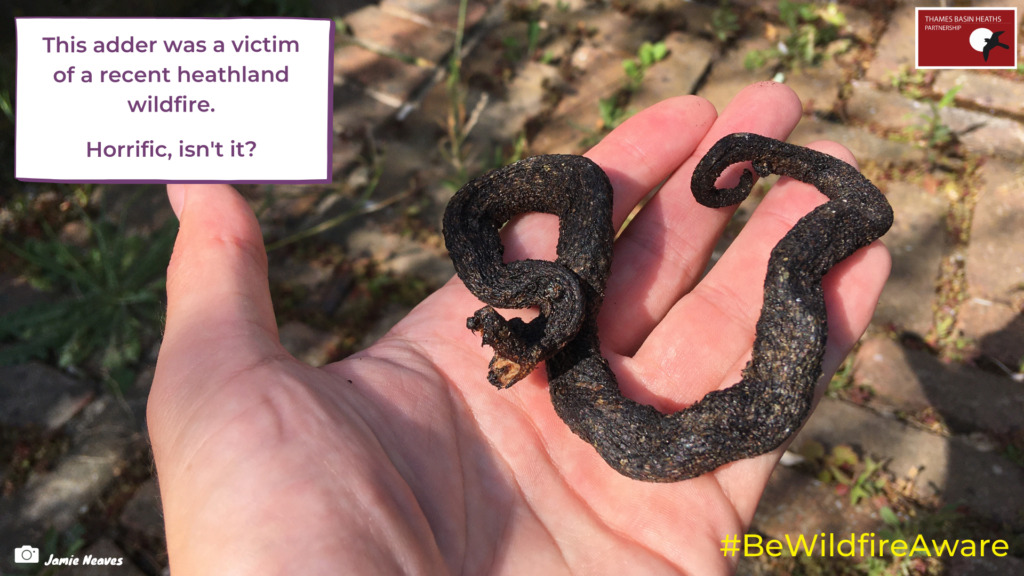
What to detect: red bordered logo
<box><xmin>916</xmin><ymin>7</ymin><xmax>1018</xmax><ymax>69</ymax></box>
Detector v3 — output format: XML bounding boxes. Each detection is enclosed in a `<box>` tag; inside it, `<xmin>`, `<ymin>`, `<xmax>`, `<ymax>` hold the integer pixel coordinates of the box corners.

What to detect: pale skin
<box><xmin>149</xmin><ymin>83</ymin><xmax>891</xmax><ymax>575</ymax></box>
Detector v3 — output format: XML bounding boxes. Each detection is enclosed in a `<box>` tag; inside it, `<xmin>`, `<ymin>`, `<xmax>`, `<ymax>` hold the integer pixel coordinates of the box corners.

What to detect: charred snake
<box><xmin>442</xmin><ymin>133</ymin><xmax>893</xmax><ymax>482</ymax></box>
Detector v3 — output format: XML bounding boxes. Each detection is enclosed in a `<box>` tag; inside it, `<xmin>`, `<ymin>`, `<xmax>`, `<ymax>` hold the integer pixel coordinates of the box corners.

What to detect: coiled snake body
<box><xmin>443</xmin><ymin>133</ymin><xmax>893</xmax><ymax>482</ymax></box>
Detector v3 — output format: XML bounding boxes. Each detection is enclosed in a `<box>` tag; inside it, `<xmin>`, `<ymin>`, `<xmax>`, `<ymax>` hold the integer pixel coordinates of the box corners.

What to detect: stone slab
<box><xmin>751</xmin><ymin>465</ymin><xmax>885</xmax><ymax>539</ymax></box>
<box><xmin>845</xmin><ymin>80</ymin><xmax>923</xmax><ymax>130</ymax></box>
<box><xmin>853</xmin><ymin>337</ymin><xmax>1024</xmax><ymax>432</ymax></box>
<box><xmin>569</xmin><ymin>9</ymin><xmax>661</xmax><ymax>56</ymax></box>
<box><xmin>345</xmin><ymin>227</ymin><xmax>454</xmax><ymax>286</ymax></box>
<box><xmin>334</xmin><ymin>44</ymin><xmax>432</xmax><ymax>105</ymax></box>
<box><xmin>788</xmin><ymin>117</ymin><xmax>926</xmax><ymax>165</ymax></box>
<box><xmin>872</xmin><ymin>181</ymin><xmax>948</xmax><ymax>336</ymax></box>
<box><xmin>345</xmin><ymin>5</ymin><xmax>455</xmax><ymax>64</ymax></box>
<box><xmin>0</xmin><ymin>397</ymin><xmax>141</xmax><ymax>572</ymax></box>
<box><xmin>530</xmin><ymin>46</ymin><xmax>631</xmax><ymax>154</ymax></box>
<box><xmin>380</xmin><ymin>0</ymin><xmax>490</xmax><ymax>30</ymax></box>
<box><xmin>967</xmin><ymin>160</ymin><xmax>1024</xmax><ymax>301</ymax></box>
<box><xmin>333</xmin><ymin>81</ymin><xmax>397</xmax><ymax>133</ymax></box>
<box><xmin>331</xmin><ymin>81</ymin><xmax>397</xmax><ymax>174</ymax></box>
<box><xmin>865</xmin><ymin>3</ymin><xmax>939</xmax><ymax>86</ymax></box>
<box><xmin>279</xmin><ymin>321</ymin><xmax>343</xmax><ymax>367</ymax></box>
<box><xmin>853</xmin><ymin>337</ymin><xmax>931</xmax><ymax>412</ymax></box>
<box><xmin>630</xmin><ymin>32</ymin><xmax>715</xmax><ymax>111</ymax></box>
<box><xmin>934</xmin><ymin>70</ymin><xmax>1024</xmax><ymax>116</ymax></box>
<box><xmin>796</xmin><ymin>398</ymin><xmax>1024</xmax><ymax>523</ymax></box>
<box><xmin>847</xmin><ymin>80</ymin><xmax>1024</xmax><ymax>161</ymax></box>
<box><xmin>783</xmin><ymin>58</ymin><xmax>844</xmax><ymax>115</ymax></box>
<box><xmin>119</xmin><ymin>478</ymin><xmax>165</xmax><ymax>544</ymax></box>
<box><xmin>940</xmin><ymin>106</ymin><xmax>1024</xmax><ymax>161</ymax></box>
<box><xmin>960</xmin><ymin>298</ymin><xmax>1024</xmax><ymax>370</ymax></box>
<box><xmin>475</xmin><ymin>61</ymin><xmax>560</xmax><ymax>143</ymax></box>
<box><xmin>696</xmin><ymin>34</ymin><xmax>773</xmax><ymax>113</ymax></box>
<box><xmin>0</xmin><ymin>363</ymin><xmax>95</xmax><ymax>431</ymax></box>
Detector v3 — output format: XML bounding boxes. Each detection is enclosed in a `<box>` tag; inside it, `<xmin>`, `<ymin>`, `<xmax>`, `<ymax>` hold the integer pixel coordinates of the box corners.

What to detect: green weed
<box><xmin>745</xmin><ymin>0</ymin><xmax>846</xmax><ymax>71</ymax></box>
<box><xmin>623</xmin><ymin>41</ymin><xmax>668</xmax><ymax>91</ymax></box>
<box><xmin>799</xmin><ymin>442</ymin><xmax>887</xmax><ymax>505</ymax></box>
<box><xmin>826</xmin><ymin>353</ymin><xmax>855</xmax><ymax>397</ymax></box>
<box><xmin>889</xmin><ymin>65</ymin><xmax>928</xmax><ymax>99</ymax></box>
<box><xmin>711</xmin><ymin>0</ymin><xmax>740</xmax><ymax>43</ymax></box>
<box><xmin>490</xmin><ymin>131</ymin><xmax>528</xmax><ymax>169</ymax></box>
<box><xmin>442</xmin><ymin>0</ymin><xmax>473</xmax><ymax>189</ymax></box>
<box><xmin>0</xmin><ymin>193</ymin><xmax>173</xmax><ymax>394</ymax></box>
<box><xmin>503</xmin><ymin>19</ymin><xmax>542</xmax><ymax>62</ymax></box>
<box><xmin>585</xmin><ymin>40</ymin><xmax>667</xmax><ymax>143</ymax></box>
<box><xmin>904</xmin><ymin>85</ymin><xmax>961</xmax><ymax>150</ymax></box>
<box><xmin>0</xmin><ymin>88</ymin><xmax>12</xmax><ymax>124</ymax></box>
<box><xmin>598</xmin><ymin>97</ymin><xmax>634</xmax><ymax>131</ymax></box>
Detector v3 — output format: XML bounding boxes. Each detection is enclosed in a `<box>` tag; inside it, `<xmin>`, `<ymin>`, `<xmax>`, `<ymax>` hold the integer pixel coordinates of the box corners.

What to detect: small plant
<box><xmin>0</xmin><ymin>87</ymin><xmax>12</xmax><ymax>124</ymax></box>
<box><xmin>710</xmin><ymin>0</ymin><xmax>741</xmax><ymax>43</ymax></box>
<box><xmin>527</xmin><ymin>19</ymin><xmax>542</xmax><ymax>60</ymax></box>
<box><xmin>826</xmin><ymin>353</ymin><xmax>855</xmax><ymax>398</ymax></box>
<box><xmin>904</xmin><ymin>85</ymin><xmax>961</xmax><ymax>149</ymax></box>
<box><xmin>442</xmin><ymin>0</ymin><xmax>473</xmax><ymax>188</ymax></box>
<box><xmin>0</xmin><ymin>192</ymin><xmax>175</xmax><ymax>391</ymax></box>
<box><xmin>597</xmin><ymin>96</ymin><xmax>633</xmax><ymax>131</ymax></box>
<box><xmin>745</xmin><ymin>0</ymin><xmax>846</xmax><ymax>71</ymax></box>
<box><xmin>490</xmin><ymin>131</ymin><xmax>528</xmax><ymax>169</ymax></box>
<box><xmin>889</xmin><ymin>65</ymin><xmax>929</xmax><ymax>99</ymax></box>
<box><xmin>582</xmin><ymin>41</ymin><xmax>666</xmax><ymax>148</ymax></box>
<box><xmin>623</xmin><ymin>41</ymin><xmax>668</xmax><ymax>91</ymax></box>
<box><xmin>878</xmin><ymin>504</ymin><xmax>964</xmax><ymax>547</ymax></box>
<box><xmin>799</xmin><ymin>442</ymin><xmax>888</xmax><ymax>505</ymax></box>
<box><xmin>502</xmin><ymin>36</ymin><xmax>524</xmax><ymax>62</ymax></box>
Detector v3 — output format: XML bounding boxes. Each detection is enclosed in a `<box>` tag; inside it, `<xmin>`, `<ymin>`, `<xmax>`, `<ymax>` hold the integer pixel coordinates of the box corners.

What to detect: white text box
<box><xmin>16</xmin><ymin>18</ymin><xmax>334</xmax><ymax>183</ymax></box>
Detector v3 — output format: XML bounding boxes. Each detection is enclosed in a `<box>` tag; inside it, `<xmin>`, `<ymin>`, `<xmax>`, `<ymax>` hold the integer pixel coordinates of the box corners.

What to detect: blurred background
<box><xmin>0</xmin><ymin>0</ymin><xmax>1022</xmax><ymax>573</ymax></box>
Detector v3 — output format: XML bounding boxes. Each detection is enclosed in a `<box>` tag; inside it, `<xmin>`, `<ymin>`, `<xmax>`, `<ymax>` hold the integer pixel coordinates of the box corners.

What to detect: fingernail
<box><xmin>167</xmin><ymin>184</ymin><xmax>186</xmax><ymax>218</ymax></box>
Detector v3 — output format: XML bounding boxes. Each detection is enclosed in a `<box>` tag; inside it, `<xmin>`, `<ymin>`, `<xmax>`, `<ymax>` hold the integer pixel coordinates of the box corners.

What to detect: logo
<box><xmin>969</xmin><ymin>28</ymin><xmax>1010</xmax><ymax>61</ymax></box>
<box><xmin>916</xmin><ymin>7</ymin><xmax>1017</xmax><ymax>69</ymax></box>
<box><xmin>14</xmin><ymin>546</ymin><xmax>40</xmax><ymax>563</ymax></box>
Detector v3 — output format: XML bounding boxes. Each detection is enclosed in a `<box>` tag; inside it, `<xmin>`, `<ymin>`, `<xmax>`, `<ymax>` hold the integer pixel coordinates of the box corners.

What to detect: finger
<box><xmin>628</xmin><ymin>141</ymin><xmax>885</xmax><ymax>408</ymax></box>
<box><xmin>598</xmin><ymin>82</ymin><xmax>804</xmax><ymax>356</ymax></box>
<box><xmin>150</xmin><ymin>185</ymin><xmax>282</xmax><ymax>434</ymax></box>
<box><xmin>498</xmin><ymin>95</ymin><xmax>718</xmax><ymax>262</ymax></box>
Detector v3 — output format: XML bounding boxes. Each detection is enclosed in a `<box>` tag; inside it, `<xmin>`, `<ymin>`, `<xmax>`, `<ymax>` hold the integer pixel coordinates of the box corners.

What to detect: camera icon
<box><xmin>14</xmin><ymin>546</ymin><xmax>40</xmax><ymax>563</ymax></box>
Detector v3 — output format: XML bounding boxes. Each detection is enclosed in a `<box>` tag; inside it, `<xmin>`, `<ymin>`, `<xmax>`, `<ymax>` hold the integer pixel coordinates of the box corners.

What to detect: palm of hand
<box><xmin>148</xmin><ymin>84</ymin><xmax>890</xmax><ymax>575</ymax></box>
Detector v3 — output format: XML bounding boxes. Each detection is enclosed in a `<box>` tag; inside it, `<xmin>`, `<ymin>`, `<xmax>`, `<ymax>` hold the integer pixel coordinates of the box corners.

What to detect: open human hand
<box><xmin>149</xmin><ymin>82</ymin><xmax>891</xmax><ymax>575</ymax></box>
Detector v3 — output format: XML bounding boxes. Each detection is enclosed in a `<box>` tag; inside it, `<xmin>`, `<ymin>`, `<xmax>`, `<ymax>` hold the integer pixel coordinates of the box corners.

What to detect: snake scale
<box><xmin>442</xmin><ymin>133</ymin><xmax>893</xmax><ymax>482</ymax></box>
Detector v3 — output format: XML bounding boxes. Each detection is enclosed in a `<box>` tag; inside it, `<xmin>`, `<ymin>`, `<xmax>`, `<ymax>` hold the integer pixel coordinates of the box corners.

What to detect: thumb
<box><xmin>150</xmin><ymin>184</ymin><xmax>281</xmax><ymax>428</ymax></box>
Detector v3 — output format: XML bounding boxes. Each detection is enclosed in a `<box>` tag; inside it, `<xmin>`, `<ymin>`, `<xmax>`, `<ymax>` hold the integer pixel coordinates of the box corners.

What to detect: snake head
<box><xmin>468</xmin><ymin>307</ymin><xmax>547</xmax><ymax>388</ymax></box>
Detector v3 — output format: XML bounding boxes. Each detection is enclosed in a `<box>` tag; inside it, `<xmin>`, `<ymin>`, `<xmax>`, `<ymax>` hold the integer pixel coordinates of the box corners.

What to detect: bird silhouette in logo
<box><xmin>983</xmin><ymin>30</ymin><xmax>1009</xmax><ymax>61</ymax></box>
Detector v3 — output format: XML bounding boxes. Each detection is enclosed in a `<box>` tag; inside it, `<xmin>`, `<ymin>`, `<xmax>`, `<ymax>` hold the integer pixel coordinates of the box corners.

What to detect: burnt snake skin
<box><xmin>442</xmin><ymin>133</ymin><xmax>893</xmax><ymax>482</ymax></box>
